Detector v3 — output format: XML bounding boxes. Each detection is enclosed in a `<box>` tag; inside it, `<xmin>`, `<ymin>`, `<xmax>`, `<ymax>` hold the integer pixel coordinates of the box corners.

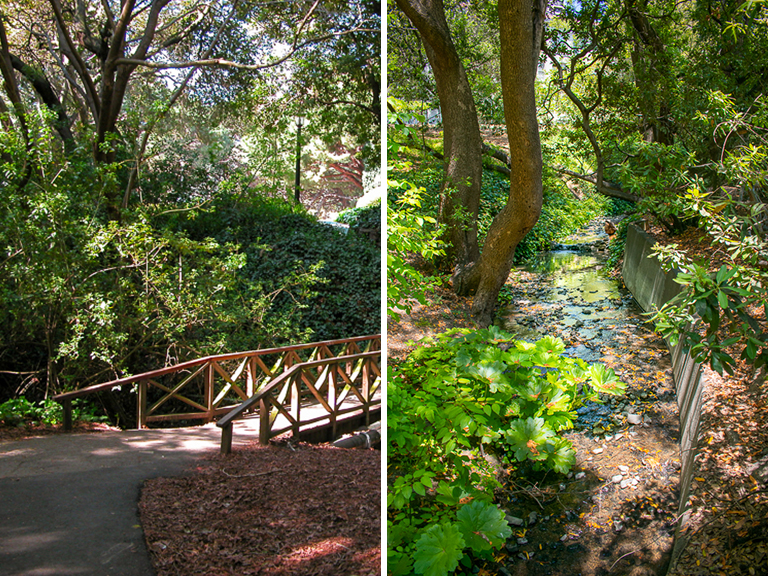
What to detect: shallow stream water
<box><xmin>486</xmin><ymin>222</ymin><xmax>682</xmax><ymax>576</ymax></box>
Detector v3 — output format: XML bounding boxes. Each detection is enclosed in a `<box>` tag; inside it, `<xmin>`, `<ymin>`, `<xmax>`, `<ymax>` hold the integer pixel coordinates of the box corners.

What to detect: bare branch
<box><xmin>0</xmin><ymin>17</ymin><xmax>29</xmax><ymax>144</ymax></box>
<box><xmin>114</xmin><ymin>27</ymin><xmax>377</xmax><ymax>71</ymax></box>
<box><xmin>31</xmin><ymin>24</ymin><xmax>89</xmax><ymax>111</ymax></box>
<box><xmin>554</xmin><ymin>167</ymin><xmax>639</xmax><ymax>202</ymax></box>
<box><xmin>123</xmin><ymin>0</ymin><xmax>240</xmax><ymax>207</ymax></box>
<box><xmin>100</xmin><ymin>0</ymin><xmax>116</xmax><ymax>29</ymax></box>
<box><xmin>10</xmin><ymin>54</ymin><xmax>75</xmax><ymax>148</ymax></box>
<box><xmin>47</xmin><ymin>0</ymin><xmax>101</xmax><ymax>118</ymax></box>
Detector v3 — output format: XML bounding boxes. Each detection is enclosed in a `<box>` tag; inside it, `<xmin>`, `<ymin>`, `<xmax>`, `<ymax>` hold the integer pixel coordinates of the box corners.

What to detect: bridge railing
<box><xmin>216</xmin><ymin>348</ymin><xmax>381</xmax><ymax>454</ymax></box>
<box><xmin>53</xmin><ymin>335</ymin><xmax>380</xmax><ymax>431</ymax></box>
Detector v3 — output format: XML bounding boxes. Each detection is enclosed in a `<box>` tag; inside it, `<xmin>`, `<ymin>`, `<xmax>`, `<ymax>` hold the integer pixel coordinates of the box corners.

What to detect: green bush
<box><xmin>388</xmin><ymin>327</ymin><xmax>624</xmax><ymax>575</ymax></box>
<box><xmin>0</xmin><ymin>397</ymin><xmax>105</xmax><ymax>427</ymax></box>
<box><xmin>606</xmin><ymin>214</ymin><xmax>641</xmax><ymax>271</ymax></box>
<box><xmin>651</xmin><ymin>189</ymin><xmax>768</xmax><ymax>374</ymax></box>
<box><xmin>387</xmin><ymin>166</ymin><xmax>616</xmax><ymax>265</ymax></box>
<box><xmin>477</xmin><ymin>169</ymin><xmax>614</xmax><ymax>262</ymax></box>
<box><xmin>173</xmin><ymin>192</ymin><xmax>381</xmax><ymax>346</ymax></box>
<box><xmin>337</xmin><ymin>199</ymin><xmax>382</xmax><ymax>230</ymax></box>
<box><xmin>386</xmin><ymin>179</ymin><xmax>445</xmax><ymax>320</ymax></box>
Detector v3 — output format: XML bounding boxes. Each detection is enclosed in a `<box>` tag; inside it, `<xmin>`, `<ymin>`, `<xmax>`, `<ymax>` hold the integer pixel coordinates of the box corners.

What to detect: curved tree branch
<box><xmin>10</xmin><ymin>54</ymin><xmax>75</xmax><ymax>150</ymax></box>
<box><xmin>47</xmin><ymin>0</ymin><xmax>101</xmax><ymax>119</ymax></box>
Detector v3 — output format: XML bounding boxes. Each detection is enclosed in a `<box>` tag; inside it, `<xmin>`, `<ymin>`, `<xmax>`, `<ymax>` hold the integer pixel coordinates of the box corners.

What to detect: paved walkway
<box><xmin>0</xmin><ymin>423</ymin><xmax>261</xmax><ymax>576</ymax></box>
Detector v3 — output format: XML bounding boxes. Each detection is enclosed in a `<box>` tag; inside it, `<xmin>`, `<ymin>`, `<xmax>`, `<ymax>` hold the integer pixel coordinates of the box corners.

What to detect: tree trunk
<box><xmin>394</xmin><ymin>0</ymin><xmax>483</xmax><ymax>269</ymax></box>
<box><xmin>454</xmin><ymin>0</ymin><xmax>546</xmax><ymax>327</ymax></box>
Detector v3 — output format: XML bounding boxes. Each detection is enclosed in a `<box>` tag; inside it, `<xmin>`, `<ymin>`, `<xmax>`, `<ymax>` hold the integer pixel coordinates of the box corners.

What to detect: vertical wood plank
<box><xmin>62</xmin><ymin>398</ymin><xmax>72</xmax><ymax>432</ymax></box>
<box><xmin>247</xmin><ymin>357</ymin><xmax>256</xmax><ymax>398</ymax></box>
<box><xmin>291</xmin><ymin>372</ymin><xmax>300</xmax><ymax>441</ymax></box>
<box><xmin>363</xmin><ymin>358</ymin><xmax>371</xmax><ymax>425</ymax></box>
<box><xmin>137</xmin><ymin>380</ymin><xmax>147</xmax><ymax>429</ymax></box>
<box><xmin>220</xmin><ymin>422</ymin><xmax>233</xmax><ymax>455</ymax></box>
<box><xmin>205</xmin><ymin>362</ymin><xmax>215</xmax><ymax>422</ymax></box>
<box><xmin>259</xmin><ymin>397</ymin><xmax>270</xmax><ymax>445</ymax></box>
<box><xmin>329</xmin><ymin>364</ymin><xmax>337</xmax><ymax>440</ymax></box>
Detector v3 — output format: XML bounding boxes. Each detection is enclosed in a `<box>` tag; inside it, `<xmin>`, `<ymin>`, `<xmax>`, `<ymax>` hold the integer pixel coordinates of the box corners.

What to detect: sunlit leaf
<box><xmin>457</xmin><ymin>500</ymin><xmax>512</xmax><ymax>551</ymax></box>
<box><xmin>413</xmin><ymin>523</ymin><xmax>465</xmax><ymax>576</ymax></box>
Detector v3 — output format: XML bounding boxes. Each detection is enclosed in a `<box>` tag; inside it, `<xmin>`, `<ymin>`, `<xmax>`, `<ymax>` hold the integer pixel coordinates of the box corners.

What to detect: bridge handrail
<box><xmin>216</xmin><ymin>350</ymin><xmax>380</xmax><ymax>430</ymax></box>
<box><xmin>216</xmin><ymin>347</ymin><xmax>381</xmax><ymax>453</ymax></box>
<box><xmin>53</xmin><ymin>335</ymin><xmax>380</xmax><ymax>429</ymax></box>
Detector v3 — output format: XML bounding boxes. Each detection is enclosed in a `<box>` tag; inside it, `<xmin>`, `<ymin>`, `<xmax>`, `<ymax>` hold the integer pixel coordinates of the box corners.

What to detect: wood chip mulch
<box><xmin>139</xmin><ymin>441</ymin><xmax>381</xmax><ymax>576</ymax></box>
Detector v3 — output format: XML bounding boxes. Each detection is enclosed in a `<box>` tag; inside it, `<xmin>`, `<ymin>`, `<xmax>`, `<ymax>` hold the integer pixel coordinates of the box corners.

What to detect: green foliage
<box><xmin>386</xmin><ymin>180</ymin><xmax>445</xmax><ymax>320</ymax></box>
<box><xmin>606</xmin><ymin>214</ymin><xmax>640</xmax><ymax>270</ymax></box>
<box><xmin>386</xmin><ymin>163</ymin><xmax>615</xmax><ymax>269</ymax></box>
<box><xmin>477</xmin><ymin>169</ymin><xmax>614</xmax><ymax>262</ymax></box>
<box><xmin>456</xmin><ymin>499</ymin><xmax>511</xmax><ymax>551</ymax></box>
<box><xmin>0</xmin><ymin>119</ymin><xmax>379</xmax><ymax>406</ymax></box>
<box><xmin>337</xmin><ymin>200</ymin><xmax>382</xmax><ymax>230</ymax></box>
<box><xmin>387</xmin><ymin>327</ymin><xmax>624</xmax><ymax>575</ymax></box>
<box><xmin>608</xmin><ymin>139</ymin><xmax>697</xmax><ymax>233</ymax></box>
<box><xmin>0</xmin><ymin>397</ymin><xmax>105</xmax><ymax>427</ymax></box>
<box><xmin>388</xmin><ymin>2</ymin><xmax>500</xmax><ymax>124</ymax></box>
<box><xmin>386</xmin><ymin>108</ymin><xmax>446</xmax><ymax>320</ymax></box>
<box><xmin>413</xmin><ymin>523</ymin><xmax>465</xmax><ymax>576</ymax></box>
<box><xmin>635</xmin><ymin>90</ymin><xmax>768</xmax><ymax>374</ymax></box>
<box><xmin>170</xmin><ymin>191</ymin><xmax>381</xmax><ymax>347</ymax></box>
<box><xmin>651</xmin><ymin>189</ymin><xmax>768</xmax><ymax>374</ymax></box>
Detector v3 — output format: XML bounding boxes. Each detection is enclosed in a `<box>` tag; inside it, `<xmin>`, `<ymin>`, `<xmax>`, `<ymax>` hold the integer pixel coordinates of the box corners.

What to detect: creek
<box><xmin>489</xmin><ymin>221</ymin><xmax>682</xmax><ymax>576</ymax></box>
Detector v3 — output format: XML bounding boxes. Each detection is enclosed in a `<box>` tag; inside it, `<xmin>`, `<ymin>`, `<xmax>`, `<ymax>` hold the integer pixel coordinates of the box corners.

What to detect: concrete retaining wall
<box><xmin>622</xmin><ymin>223</ymin><xmax>708</xmax><ymax>569</ymax></box>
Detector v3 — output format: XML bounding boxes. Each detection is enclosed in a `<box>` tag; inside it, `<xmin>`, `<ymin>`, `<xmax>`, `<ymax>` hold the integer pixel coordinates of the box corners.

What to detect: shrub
<box><xmin>337</xmin><ymin>199</ymin><xmax>382</xmax><ymax>230</ymax></box>
<box><xmin>173</xmin><ymin>193</ymin><xmax>381</xmax><ymax>346</ymax></box>
<box><xmin>479</xmin><ymin>169</ymin><xmax>614</xmax><ymax>262</ymax></box>
<box><xmin>386</xmin><ymin>180</ymin><xmax>445</xmax><ymax>320</ymax></box>
<box><xmin>0</xmin><ymin>397</ymin><xmax>105</xmax><ymax>426</ymax></box>
<box><xmin>388</xmin><ymin>327</ymin><xmax>624</xmax><ymax>575</ymax></box>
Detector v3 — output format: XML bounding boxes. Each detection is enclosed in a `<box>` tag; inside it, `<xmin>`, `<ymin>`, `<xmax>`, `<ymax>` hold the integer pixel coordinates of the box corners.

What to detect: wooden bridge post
<box><xmin>220</xmin><ymin>422</ymin><xmax>233</xmax><ymax>455</ymax></box>
<box><xmin>291</xmin><ymin>371</ymin><xmax>300</xmax><ymax>441</ymax></box>
<box><xmin>204</xmin><ymin>363</ymin><xmax>214</xmax><ymax>422</ymax></box>
<box><xmin>363</xmin><ymin>358</ymin><xmax>372</xmax><ymax>425</ymax></box>
<box><xmin>62</xmin><ymin>398</ymin><xmax>72</xmax><ymax>432</ymax></box>
<box><xmin>137</xmin><ymin>380</ymin><xmax>147</xmax><ymax>429</ymax></box>
<box><xmin>259</xmin><ymin>397</ymin><xmax>270</xmax><ymax>445</ymax></box>
<box><xmin>329</xmin><ymin>364</ymin><xmax>337</xmax><ymax>441</ymax></box>
<box><xmin>247</xmin><ymin>358</ymin><xmax>256</xmax><ymax>397</ymax></box>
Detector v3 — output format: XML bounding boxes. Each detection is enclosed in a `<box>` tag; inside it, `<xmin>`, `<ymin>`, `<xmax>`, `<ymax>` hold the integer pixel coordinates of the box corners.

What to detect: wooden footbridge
<box><xmin>53</xmin><ymin>335</ymin><xmax>381</xmax><ymax>454</ymax></box>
